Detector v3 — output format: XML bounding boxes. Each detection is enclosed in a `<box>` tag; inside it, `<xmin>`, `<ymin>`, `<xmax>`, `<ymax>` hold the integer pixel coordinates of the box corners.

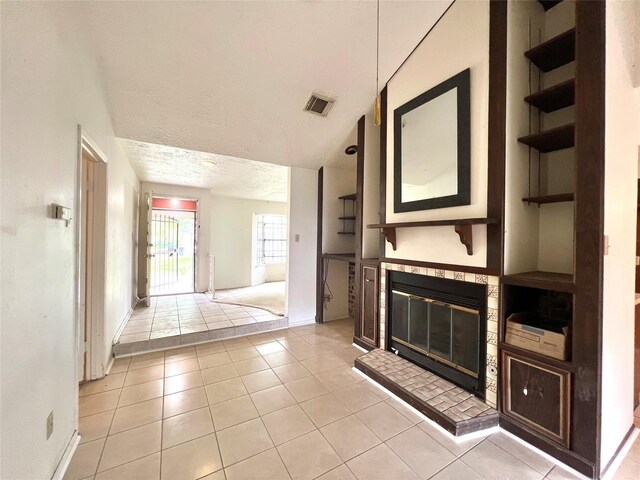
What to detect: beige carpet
<box><xmin>212</xmin><ymin>281</ymin><xmax>285</xmax><ymax>315</ymax></box>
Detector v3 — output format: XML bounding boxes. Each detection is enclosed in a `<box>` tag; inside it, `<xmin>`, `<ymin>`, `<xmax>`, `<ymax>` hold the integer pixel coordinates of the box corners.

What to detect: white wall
<box><xmin>211</xmin><ymin>196</ymin><xmax>288</xmax><ymax>290</ymax></box>
<box><xmin>362</xmin><ymin>110</ymin><xmax>381</xmax><ymax>259</ymax></box>
<box><xmin>600</xmin><ymin>0</ymin><xmax>640</xmax><ymax>470</ymax></box>
<box><xmin>105</xmin><ymin>144</ymin><xmax>140</xmax><ymax>362</ymax></box>
<box><xmin>286</xmin><ymin>167</ymin><xmax>318</xmax><ymax>324</ymax></box>
<box><xmin>1</xmin><ymin>3</ymin><xmax>139</xmax><ymax>478</ymax></box>
<box><xmin>138</xmin><ymin>183</ymin><xmax>212</xmax><ymax>294</ymax></box>
<box><xmin>384</xmin><ymin>0</ymin><xmax>490</xmax><ymax>267</ymax></box>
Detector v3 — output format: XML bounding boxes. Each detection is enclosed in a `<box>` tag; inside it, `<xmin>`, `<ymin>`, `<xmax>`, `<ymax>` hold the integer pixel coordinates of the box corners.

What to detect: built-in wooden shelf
<box><xmin>538</xmin><ymin>0</ymin><xmax>564</xmax><ymax>12</ymax></box>
<box><xmin>337</xmin><ymin>231</ymin><xmax>355</xmax><ymax>235</ymax></box>
<box><xmin>338</xmin><ymin>193</ymin><xmax>357</xmax><ymax>201</ymax></box>
<box><xmin>500</xmin><ymin>342</ymin><xmax>574</xmax><ymax>372</ymax></box>
<box><xmin>502</xmin><ymin>271</ymin><xmax>575</xmax><ymax>293</ymax></box>
<box><xmin>339</xmin><ymin>216</ymin><xmax>356</xmax><ymax>220</ymax></box>
<box><xmin>323</xmin><ymin>252</ymin><xmax>356</xmax><ymax>262</ymax></box>
<box><xmin>522</xmin><ymin>193</ymin><xmax>574</xmax><ymax>205</ymax></box>
<box><xmin>525</xmin><ymin>28</ymin><xmax>575</xmax><ymax>72</ymax></box>
<box><xmin>368</xmin><ymin>218</ymin><xmax>499</xmax><ymax>255</ymax></box>
<box><xmin>525</xmin><ymin>79</ymin><xmax>575</xmax><ymax>113</ymax></box>
<box><xmin>518</xmin><ymin>124</ymin><xmax>574</xmax><ymax>153</ymax></box>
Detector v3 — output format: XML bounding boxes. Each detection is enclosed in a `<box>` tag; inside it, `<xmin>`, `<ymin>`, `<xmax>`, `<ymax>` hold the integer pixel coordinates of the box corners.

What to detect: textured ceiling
<box><xmin>72</xmin><ymin>0</ymin><xmax>451</xmax><ymax>172</ymax></box>
<box><xmin>120</xmin><ymin>139</ymin><xmax>288</xmax><ymax>202</ymax></box>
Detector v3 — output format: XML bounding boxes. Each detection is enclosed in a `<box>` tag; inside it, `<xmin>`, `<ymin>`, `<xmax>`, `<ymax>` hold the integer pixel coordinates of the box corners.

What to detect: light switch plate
<box><xmin>52</xmin><ymin>204</ymin><xmax>72</xmax><ymax>227</ymax></box>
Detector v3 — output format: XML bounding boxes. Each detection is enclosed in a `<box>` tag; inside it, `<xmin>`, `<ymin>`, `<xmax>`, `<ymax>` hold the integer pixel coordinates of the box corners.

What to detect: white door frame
<box><xmin>147</xmin><ymin>194</ymin><xmax>199</xmax><ymax>295</ymax></box>
<box><xmin>75</xmin><ymin>125</ymin><xmax>108</xmax><ymax>381</ymax></box>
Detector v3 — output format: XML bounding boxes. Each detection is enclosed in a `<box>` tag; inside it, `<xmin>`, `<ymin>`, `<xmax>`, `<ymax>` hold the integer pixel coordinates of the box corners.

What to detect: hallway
<box><xmin>69</xmin><ymin>319</ymin><xmax>586</xmax><ymax>480</ymax></box>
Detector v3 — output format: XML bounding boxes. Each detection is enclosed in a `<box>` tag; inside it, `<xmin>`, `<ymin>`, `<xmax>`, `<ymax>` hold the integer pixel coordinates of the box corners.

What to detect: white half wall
<box><xmin>138</xmin><ymin>183</ymin><xmax>212</xmax><ymax>294</ymax></box>
<box><xmin>384</xmin><ymin>0</ymin><xmax>490</xmax><ymax>267</ymax></box>
<box><xmin>1</xmin><ymin>3</ymin><xmax>140</xmax><ymax>478</ymax></box>
<box><xmin>286</xmin><ymin>167</ymin><xmax>318</xmax><ymax>324</ymax></box>
<box><xmin>600</xmin><ymin>0</ymin><xmax>640</xmax><ymax>471</ymax></box>
<box><xmin>211</xmin><ymin>196</ymin><xmax>287</xmax><ymax>290</ymax></box>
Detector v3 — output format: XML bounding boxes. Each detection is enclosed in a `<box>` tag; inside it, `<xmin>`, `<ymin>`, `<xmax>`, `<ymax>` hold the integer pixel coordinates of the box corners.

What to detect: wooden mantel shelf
<box><xmin>367</xmin><ymin>218</ymin><xmax>499</xmax><ymax>255</ymax></box>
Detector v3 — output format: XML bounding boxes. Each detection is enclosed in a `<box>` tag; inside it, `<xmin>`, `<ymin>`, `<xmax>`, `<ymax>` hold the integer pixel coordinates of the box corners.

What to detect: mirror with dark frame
<box><xmin>394</xmin><ymin>68</ymin><xmax>471</xmax><ymax>213</ymax></box>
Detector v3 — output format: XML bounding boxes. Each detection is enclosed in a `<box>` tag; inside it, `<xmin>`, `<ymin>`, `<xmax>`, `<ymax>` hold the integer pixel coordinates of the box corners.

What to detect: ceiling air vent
<box><xmin>304</xmin><ymin>93</ymin><xmax>335</xmax><ymax>117</ymax></box>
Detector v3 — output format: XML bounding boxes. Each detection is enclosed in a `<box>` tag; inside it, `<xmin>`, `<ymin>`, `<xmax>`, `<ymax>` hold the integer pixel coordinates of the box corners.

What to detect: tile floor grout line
<box><xmin>92</xmin><ymin>365</ymin><xmax>128</xmax><ymax>476</ymax></box>
<box><xmin>314</xmin><ymin>415</ymin><xmax>379</xmax><ymax>468</ymax></box>
<box><xmin>217</xmin><ymin>416</ymin><xmax>275</xmax><ymax>471</ymax></box>
<box><xmin>458</xmin><ymin>436</ymin><xmax>520</xmax><ymax>480</ymax></box>
<box><xmin>157</xmin><ymin>348</ymin><xmax>167</xmax><ymax>480</ymax></box>
<box><xmin>199</xmin><ymin>364</ymin><xmax>223</xmax><ymax>477</ymax></box>
<box><xmin>245</xmin><ymin>387</ymin><xmax>294</xmax><ymax>479</ymax></box>
<box><xmin>93</xmin><ymin>451</ymin><xmax>160</xmax><ymax>479</ymax></box>
<box><xmin>486</xmin><ymin>434</ymin><xmax>554</xmax><ymax>478</ymax></box>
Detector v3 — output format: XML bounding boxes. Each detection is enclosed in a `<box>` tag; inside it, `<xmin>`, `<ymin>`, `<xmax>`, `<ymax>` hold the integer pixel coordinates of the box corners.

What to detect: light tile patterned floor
<box><xmin>69</xmin><ymin>319</ymin><xmax>587</xmax><ymax>480</ymax></box>
<box><xmin>118</xmin><ymin>293</ymin><xmax>281</xmax><ymax>344</ymax></box>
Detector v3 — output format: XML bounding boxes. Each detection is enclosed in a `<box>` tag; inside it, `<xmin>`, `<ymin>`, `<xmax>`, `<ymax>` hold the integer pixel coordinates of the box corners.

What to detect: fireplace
<box><xmin>388</xmin><ymin>271</ymin><xmax>487</xmax><ymax>397</ymax></box>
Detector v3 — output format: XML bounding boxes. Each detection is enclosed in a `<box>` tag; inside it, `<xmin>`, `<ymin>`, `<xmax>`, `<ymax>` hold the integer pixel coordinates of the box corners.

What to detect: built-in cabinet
<box><xmin>502</xmin><ymin>350</ymin><xmax>571</xmax><ymax>447</ymax></box>
<box><xmin>499</xmin><ymin>1</ymin><xmax>605</xmax><ymax>477</ymax></box>
<box><xmin>317</xmin><ymin>115</ymin><xmax>382</xmax><ymax>351</ymax></box>
<box><xmin>359</xmin><ymin>261</ymin><xmax>379</xmax><ymax>349</ymax></box>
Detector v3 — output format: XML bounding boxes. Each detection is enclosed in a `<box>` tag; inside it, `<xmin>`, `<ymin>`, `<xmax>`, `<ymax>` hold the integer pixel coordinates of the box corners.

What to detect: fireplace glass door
<box><xmin>391</xmin><ymin>290</ymin><xmax>480</xmax><ymax>378</ymax></box>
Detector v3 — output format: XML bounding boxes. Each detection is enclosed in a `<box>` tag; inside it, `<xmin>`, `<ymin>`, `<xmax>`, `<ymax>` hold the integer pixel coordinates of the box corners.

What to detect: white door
<box><xmin>145</xmin><ymin>192</ymin><xmax>153</xmax><ymax>307</ymax></box>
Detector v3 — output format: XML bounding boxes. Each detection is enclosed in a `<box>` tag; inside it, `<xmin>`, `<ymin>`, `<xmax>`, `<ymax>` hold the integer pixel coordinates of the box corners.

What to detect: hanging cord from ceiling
<box><xmin>374</xmin><ymin>0</ymin><xmax>382</xmax><ymax>126</ymax></box>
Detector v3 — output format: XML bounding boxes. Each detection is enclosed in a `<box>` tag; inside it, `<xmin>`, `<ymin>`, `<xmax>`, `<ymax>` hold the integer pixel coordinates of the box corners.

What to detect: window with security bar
<box><xmin>256</xmin><ymin>214</ymin><xmax>287</xmax><ymax>265</ymax></box>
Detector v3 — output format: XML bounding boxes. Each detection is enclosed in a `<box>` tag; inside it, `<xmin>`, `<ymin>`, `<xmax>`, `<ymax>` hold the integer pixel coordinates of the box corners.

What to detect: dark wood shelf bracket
<box><xmin>380</xmin><ymin>227</ymin><xmax>397</xmax><ymax>250</ymax></box>
<box><xmin>454</xmin><ymin>224</ymin><xmax>473</xmax><ymax>255</ymax></box>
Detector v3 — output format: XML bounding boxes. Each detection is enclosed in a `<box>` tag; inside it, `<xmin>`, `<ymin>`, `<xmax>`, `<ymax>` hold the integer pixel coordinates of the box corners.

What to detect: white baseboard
<box><xmin>113</xmin><ymin>299</ymin><xmax>139</xmax><ymax>345</ymax></box>
<box><xmin>602</xmin><ymin>427</ymin><xmax>640</xmax><ymax>480</ymax></box>
<box><xmin>104</xmin><ymin>355</ymin><xmax>115</xmax><ymax>375</ymax></box>
<box><xmin>51</xmin><ymin>432</ymin><xmax>80</xmax><ymax>480</ymax></box>
<box><xmin>325</xmin><ymin>316</ymin><xmax>350</xmax><ymax>322</ymax></box>
<box><xmin>286</xmin><ymin>317</ymin><xmax>315</xmax><ymax>327</ymax></box>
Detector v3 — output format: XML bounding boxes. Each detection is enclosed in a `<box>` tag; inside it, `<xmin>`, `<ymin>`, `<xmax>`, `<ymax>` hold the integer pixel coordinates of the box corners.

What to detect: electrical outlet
<box><xmin>46</xmin><ymin>411</ymin><xmax>54</xmax><ymax>440</ymax></box>
<box><xmin>295</xmin><ymin>234</ymin><xmax>300</xmax><ymax>243</ymax></box>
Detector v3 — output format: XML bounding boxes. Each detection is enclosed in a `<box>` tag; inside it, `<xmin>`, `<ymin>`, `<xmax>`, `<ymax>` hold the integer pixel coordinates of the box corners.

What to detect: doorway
<box><xmin>77</xmin><ymin>128</ymin><xmax>108</xmax><ymax>383</ymax></box>
<box><xmin>149</xmin><ymin>197</ymin><xmax>197</xmax><ymax>296</ymax></box>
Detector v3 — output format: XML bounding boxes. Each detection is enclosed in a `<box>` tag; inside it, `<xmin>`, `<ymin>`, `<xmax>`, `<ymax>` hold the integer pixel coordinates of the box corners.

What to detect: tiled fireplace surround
<box><xmin>378</xmin><ymin>262</ymin><xmax>500</xmax><ymax>408</ymax></box>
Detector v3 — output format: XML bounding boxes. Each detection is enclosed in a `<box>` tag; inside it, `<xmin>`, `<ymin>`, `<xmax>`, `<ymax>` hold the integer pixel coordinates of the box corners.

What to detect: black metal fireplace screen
<box><xmin>388</xmin><ymin>271</ymin><xmax>486</xmax><ymax>396</ymax></box>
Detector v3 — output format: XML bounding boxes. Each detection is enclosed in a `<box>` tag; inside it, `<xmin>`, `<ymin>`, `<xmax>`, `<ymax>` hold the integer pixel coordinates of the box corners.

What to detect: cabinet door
<box><xmin>360</xmin><ymin>265</ymin><xmax>378</xmax><ymax>346</ymax></box>
<box><xmin>502</xmin><ymin>351</ymin><xmax>571</xmax><ymax>447</ymax></box>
